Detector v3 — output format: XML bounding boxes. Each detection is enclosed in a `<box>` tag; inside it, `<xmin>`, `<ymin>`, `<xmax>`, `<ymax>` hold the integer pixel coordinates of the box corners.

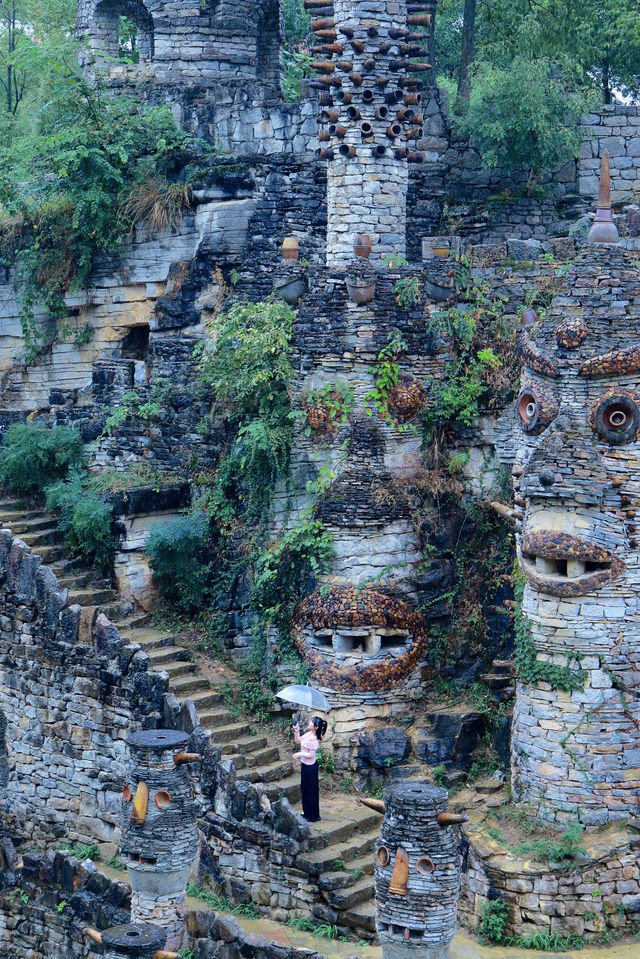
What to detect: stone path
<box><xmin>0</xmin><ymin>497</ymin><xmax>381</xmax><ymax>936</ymax></box>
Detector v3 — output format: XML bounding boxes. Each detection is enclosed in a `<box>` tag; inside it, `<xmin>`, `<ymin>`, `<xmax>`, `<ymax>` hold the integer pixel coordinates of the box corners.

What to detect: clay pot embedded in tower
<box><xmin>282</xmin><ymin>237</ymin><xmax>300</xmax><ymax>261</ymax></box>
<box><xmin>354</xmin><ymin>235</ymin><xmax>372</xmax><ymax>259</ymax></box>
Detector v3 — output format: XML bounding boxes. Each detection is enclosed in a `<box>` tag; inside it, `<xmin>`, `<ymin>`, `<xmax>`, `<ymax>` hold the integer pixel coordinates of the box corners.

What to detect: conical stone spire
<box><xmin>588</xmin><ymin>150</ymin><xmax>620</xmax><ymax>244</ymax></box>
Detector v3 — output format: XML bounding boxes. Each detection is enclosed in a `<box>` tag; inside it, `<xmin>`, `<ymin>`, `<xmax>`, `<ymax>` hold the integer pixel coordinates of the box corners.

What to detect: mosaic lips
<box><xmin>518</xmin><ymin>529</ymin><xmax>625</xmax><ymax>596</ymax></box>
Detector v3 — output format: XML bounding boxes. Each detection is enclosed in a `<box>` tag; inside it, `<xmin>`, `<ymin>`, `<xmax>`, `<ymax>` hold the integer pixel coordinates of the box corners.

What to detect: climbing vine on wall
<box><xmin>513</xmin><ymin>566</ymin><xmax>585</xmax><ymax>692</ymax></box>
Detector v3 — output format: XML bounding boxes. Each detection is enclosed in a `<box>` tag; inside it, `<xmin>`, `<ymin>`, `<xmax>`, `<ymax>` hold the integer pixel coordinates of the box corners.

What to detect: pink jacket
<box><xmin>294</xmin><ymin>728</ymin><xmax>321</xmax><ymax>766</ymax></box>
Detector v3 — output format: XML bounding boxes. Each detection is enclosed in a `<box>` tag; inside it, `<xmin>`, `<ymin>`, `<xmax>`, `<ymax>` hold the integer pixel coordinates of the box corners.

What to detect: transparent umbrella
<box><xmin>276</xmin><ymin>684</ymin><xmax>332</xmax><ymax>712</ymax></box>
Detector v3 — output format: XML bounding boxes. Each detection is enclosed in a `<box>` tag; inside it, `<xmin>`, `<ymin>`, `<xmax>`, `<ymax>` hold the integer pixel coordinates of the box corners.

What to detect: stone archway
<box><xmin>91</xmin><ymin>0</ymin><xmax>155</xmax><ymax>62</ymax></box>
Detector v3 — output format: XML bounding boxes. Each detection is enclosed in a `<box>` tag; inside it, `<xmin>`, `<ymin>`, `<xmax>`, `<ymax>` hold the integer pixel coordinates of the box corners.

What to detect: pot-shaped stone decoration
<box><xmin>274</xmin><ymin>275</ymin><xmax>307</xmax><ymax>306</ymax></box>
<box><xmin>346</xmin><ymin>279</ymin><xmax>376</xmax><ymax>305</ymax></box>
<box><xmin>354</xmin><ymin>234</ymin><xmax>372</xmax><ymax>258</ymax></box>
<box><xmin>282</xmin><ymin>237</ymin><xmax>300</xmax><ymax>261</ymax></box>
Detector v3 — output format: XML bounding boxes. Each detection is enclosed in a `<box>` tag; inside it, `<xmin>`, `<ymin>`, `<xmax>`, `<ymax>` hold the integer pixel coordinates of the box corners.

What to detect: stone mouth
<box><xmin>518</xmin><ymin>530</ymin><xmax>625</xmax><ymax>596</ymax></box>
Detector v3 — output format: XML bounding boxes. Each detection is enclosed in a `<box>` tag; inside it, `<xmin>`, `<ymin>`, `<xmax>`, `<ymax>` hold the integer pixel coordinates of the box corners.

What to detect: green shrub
<box><xmin>512</xmin><ymin>932</ymin><xmax>584</xmax><ymax>952</ymax></box>
<box><xmin>0</xmin><ymin>423</ymin><xmax>84</xmax><ymax>494</ymax></box>
<box><xmin>479</xmin><ymin>899</ymin><xmax>510</xmax><ymax>944</ymax></box>
<box><xmin>518</xmin><ymin>822</ymin><xmax>585</xmax><ymax>864</ymax></box>
<box><xmin>45</xmin><ymin>474</ymin><xmax>115</xmax><ymax>570</ymax></box>
<box><xmin>147</xmin><ymin>511</ymin><xmax>210</xmax><ymax>614</ymax></box>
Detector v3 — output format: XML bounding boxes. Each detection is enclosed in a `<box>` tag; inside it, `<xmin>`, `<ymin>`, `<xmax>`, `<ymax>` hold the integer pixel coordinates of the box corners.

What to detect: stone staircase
<box><xmin>0</xmin><ymin>497</ymin><xmax>381</xmax><ymax>937</ymax></box>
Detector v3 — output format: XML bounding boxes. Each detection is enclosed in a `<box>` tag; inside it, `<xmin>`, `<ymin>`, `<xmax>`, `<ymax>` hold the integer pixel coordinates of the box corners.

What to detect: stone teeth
<box><xmin>567</xmin><ymin>559</ymin><xmax>587</xmax><ymax>579</ymax></box>
<box><xmin>535</xmin><ymin>556</ymin><xmax>557</xmax><ymax>575</ymax></box>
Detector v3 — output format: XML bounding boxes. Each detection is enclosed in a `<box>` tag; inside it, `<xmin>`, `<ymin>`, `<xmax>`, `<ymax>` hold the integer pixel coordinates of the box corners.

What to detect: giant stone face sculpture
<box><xmin>512</xmin><ymin>154</ymin><xmax>640</xmax><ymax>824</ymax></box>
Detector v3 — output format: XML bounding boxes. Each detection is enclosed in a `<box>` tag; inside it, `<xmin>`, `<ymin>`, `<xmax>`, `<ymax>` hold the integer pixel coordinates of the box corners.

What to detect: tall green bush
<box><xmin>147</xmin><ymin>511</ymin><xmax>210</xmax><ymax>614</ymax></box>
<box><xmin>0</xmin><ymin>423</ymin><xmax>84</xmax><ymax>494</ymax></box>
<box><xmin>45</xmin><ymin>473</ymin><xmax>115</xmax><ymax>570</ymax></box>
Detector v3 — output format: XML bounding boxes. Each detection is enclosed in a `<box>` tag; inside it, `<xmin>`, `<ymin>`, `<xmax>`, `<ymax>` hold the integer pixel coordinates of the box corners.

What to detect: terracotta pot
<box><xmin>354</xmin><ymin>235</ymin><xmax>372</xmax><ymax>258</ymax></box>
<box><xmin>282</xmin><ymin>237</ymin><xmax>299</xmax><ymax>261</ymax></box>
<box><xmin>346</xmin><ymin>280</ymin><xmax>376</xmax><ymax>305</ymax></box>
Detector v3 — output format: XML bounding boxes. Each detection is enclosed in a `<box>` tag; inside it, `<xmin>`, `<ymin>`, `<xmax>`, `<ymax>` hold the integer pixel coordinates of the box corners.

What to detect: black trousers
<box><xmin>301</xmin><ymin>761</ymin><xmax>320</xmax><ymax>821</ymax></box>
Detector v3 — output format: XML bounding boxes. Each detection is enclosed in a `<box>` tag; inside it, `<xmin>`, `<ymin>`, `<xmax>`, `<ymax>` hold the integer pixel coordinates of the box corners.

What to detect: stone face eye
<box><xmin>589</xmin><ymin>391</ymin><xmax>640</xmax><ymax>445</ymax></box>
<box><xmin>516</xmin><ymin>385</ymin><xmax>558</xmax><ymax>435</ymax></box>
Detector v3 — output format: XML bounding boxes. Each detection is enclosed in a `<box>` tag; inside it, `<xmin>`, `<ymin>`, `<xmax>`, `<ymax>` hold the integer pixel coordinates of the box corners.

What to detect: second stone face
<box><xmin>120</xmin><ymin>729</ymin><xmax>201</xmax><ymax>949</ymax></box>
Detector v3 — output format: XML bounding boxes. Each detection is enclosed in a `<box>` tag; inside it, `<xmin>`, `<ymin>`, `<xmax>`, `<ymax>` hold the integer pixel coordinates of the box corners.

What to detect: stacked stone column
<box><xmin>371</xmin><ymin>783</ymin><xmax>462</xmax><ymax>959</ymax></box>
<box><xmin>310</xmin><ymin>0</ymin><xmax>436</xmax><ymax>266</ymax></box>
<box><xmin>120</xmin><ymin>730</ymin><xmax>200</xmax><ymax>950</ymax></box>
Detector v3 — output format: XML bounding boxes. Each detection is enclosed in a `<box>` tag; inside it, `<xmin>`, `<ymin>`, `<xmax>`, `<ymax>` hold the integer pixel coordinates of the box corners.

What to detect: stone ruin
<box><xmin>3</xmin><ymin>0</ymin><xmax>640</xmax><ymax>954</ymax></box>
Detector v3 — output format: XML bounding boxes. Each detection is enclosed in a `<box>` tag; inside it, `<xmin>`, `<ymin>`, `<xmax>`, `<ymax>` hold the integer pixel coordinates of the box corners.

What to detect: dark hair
<box><xmin>312</xmin><ymin>717</ymin><xmax>328</xmax><ymax>741</ymax></box>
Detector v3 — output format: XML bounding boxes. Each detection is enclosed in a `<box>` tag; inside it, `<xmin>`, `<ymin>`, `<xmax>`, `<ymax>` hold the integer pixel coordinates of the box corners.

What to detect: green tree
<box><xmin>455</xmin><ymin>56</ymin><xmax>585</xmax><ymax>181</ymax></box>
<box><xmin>0</xmin><ymin>0</ymin><xmax>76</xmax><ymax>124</ymax></box>
<box><xmin>438</xmin><ymin>0</ymin><xmax>640</xmax><ymax>103</ymax></box>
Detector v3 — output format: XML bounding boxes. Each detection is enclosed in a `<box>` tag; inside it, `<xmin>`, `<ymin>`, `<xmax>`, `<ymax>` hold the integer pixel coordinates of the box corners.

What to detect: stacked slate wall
<box><xmin>0</xmin><ymin>527</ymin><xmax>169</xmax><ymax>847</ymax></box>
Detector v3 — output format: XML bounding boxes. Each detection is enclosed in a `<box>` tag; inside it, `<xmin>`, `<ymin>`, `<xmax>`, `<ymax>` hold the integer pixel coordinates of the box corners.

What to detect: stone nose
<box><xmin>539</xmin><ymin>469</ymin><xmax>556</xmax><ymax>488</ymax></box>
<box><xmin>388</xmin><ymin>847</ymin><xmax>409</xmax><ymax>897</ymax></box>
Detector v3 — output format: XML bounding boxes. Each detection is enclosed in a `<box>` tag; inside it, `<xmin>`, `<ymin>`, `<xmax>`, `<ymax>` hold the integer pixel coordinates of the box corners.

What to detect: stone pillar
<box><xmin>312</xmin><ymin>0</ymin><xmax>436</xmax><ymax>267</ymax></box>
<box><xmin>120</xmin><ymin>730</ymin><xmax>200</xmax><ymax>950</ymax></box>
<box><xmin>101</xmin><ymin>923</ymin><xmax>167</xmax><ymax>959</ymax></box>
<box><xmin>510</xmin><ymin>159</ymin><xmax>640</xmax><ymax>824</ymax></box>
<box><xmin>372</xmin><ymin>783</ymin><xmax>461</xmax><ymax>959</ymax></box>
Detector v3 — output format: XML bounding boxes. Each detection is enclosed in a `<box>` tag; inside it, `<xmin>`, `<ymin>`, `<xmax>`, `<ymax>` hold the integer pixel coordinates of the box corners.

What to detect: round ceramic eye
<box><xmin>377</xmin><ymin>845</ymin><xmax>390</xmax><ymax>867</ymax></box>
<box><xmin>516</xmin><ymin>385</ymin><xmax>558</xmax><ymax>435</ymax></box>
<box><xmin>590</xmin><ymin>392</ymin><xmax>640</xmax><ymax>445</ymax></box>
<box><xmin>154</xmin><ymin>790</ymin><xmax>171</xmax><ymax>810</ymax></box>
<box><xmin>415</xmin><ymin>856</ymin><xmax>435</xmax><ymax>875</ymax></box>
<box><xmin>123</xmin><ymin>786</ymin><xmax>132</xmax><ymax>802</ymax></box>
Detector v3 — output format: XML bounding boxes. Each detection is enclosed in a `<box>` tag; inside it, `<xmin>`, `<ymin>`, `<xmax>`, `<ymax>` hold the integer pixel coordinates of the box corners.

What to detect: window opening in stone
<box><xmin>95</xmin><ymin>0</ymin><xmax>154</xmax><ymax>63</ymax></box>
<box><xmin>314</xmin><ymin>632</ymin><xmax>333</xmax><ymax>649</ymax></box>
<box><xmin>121</xmin><ymin>324</ymin><xmax>150</xmax><ymax>360</ymax></box>
<box><xmin>380</xmin><ymin>634</ymin><xmax>408</xmax><ymax>651</ymax></box>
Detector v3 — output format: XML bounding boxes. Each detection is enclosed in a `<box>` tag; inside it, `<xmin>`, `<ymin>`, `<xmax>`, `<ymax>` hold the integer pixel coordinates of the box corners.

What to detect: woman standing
<box><xmin>293</xmin><ymin>716</ymin><xmax>328</xmax><ymax>822</ymax></box>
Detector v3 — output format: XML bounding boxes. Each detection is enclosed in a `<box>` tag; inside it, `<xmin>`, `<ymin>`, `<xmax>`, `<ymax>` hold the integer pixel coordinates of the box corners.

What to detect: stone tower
<box><xmin>120</xmin><ymin>730</ymin><xmax>200</xmax><ymax>949</ymax></box>
<box><xmin>511</xmin><ymin>153</ymin><xmax>640</xmax><ymax>824</ymax></box>
<box><xmin>311</xmin><ymin>0</ymin><xmax>436</xmax><ymax>266</ymax></box>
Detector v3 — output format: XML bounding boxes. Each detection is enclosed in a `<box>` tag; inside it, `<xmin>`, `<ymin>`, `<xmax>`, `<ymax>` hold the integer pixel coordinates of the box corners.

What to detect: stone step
<box><xmin>308</xmin><ymin>810</ymin><xmax>381</xmax><ymax>851</ymax></box>
<box><xmin>0</xmin><ymin>500</ymin><xmax>34</xmax><ymax>514</ymax></box>
<box><xmin>33</xmin><ymin>544</ymin><xmax>66</xmax><ymax>564</ymax></box>
<box><xmin>0</xmin><ymin>514</ymin><xmax>54</xmax><ymax>534</ymax></box>
<box><xmin>196</xmin><ymin>708</ymin><xmax>238</xmax><ymax>730</ymax></box>
<box><xmin>122</xmin><ymin>627</ymin><xmax>173</xmax><ymax>649</ymax></box>
<box><xmin>327</xmin><ymin>875</ymin><xmax>375</xmax><ymax>911</ymax></box>
<box><xmin>227</xmin><ymin>745</ymin><xmax>281</xmax><ymax>771</ymax></box>
<box><xmin>340</xmin><ymin>899</ymin><xmax>376</xmax><ymax>933</ymax></box>
<box><xmin>297</xmin><ymin>828</ymin><xmax>380</xmax><ymax>877</ymax></box>
<box><xmin>484</xmin><ymin>672</ymin><xmax>514</xmax><ymax>688</ymax></box>
<box><xmin>170</xmin><ymin>675</ymin><xmax>210</xmax><ymax>697</ymax></box>
<box><xmin>112</xmin><ymin>611</ymin><xmax>152</xmax><ymax>629</ymax></box>
<box><xmin>492</xmin><ymin>659</ymin><xmax>514</xmax><ymax>675</ymax></box>
<box><xmin>219</xmin><ymin>735</ymin><xmax>268</xmax><ymax>757</ymax></box>
<box><xmin>146</xmin><ymin>646</ymin><xmax>190</xmax><ymax>667</ymax></box>
<box><xmin>205</xmin><ymin>721</ymin><xmax>251</xmax><ymax>744</ymax></box>
<box><xmin>162</xmin><ymin>661</ymin><xmax>197</xmax><ymax>681</ymax></box>
<box><xmin>262</xmin><ymin>773</ymin><xmax>301</xmax><ymax>805</ymax></box>
<box><xmin>242</xmin><ymin>759</ymin><xmax>293</xmax><ymax>784</ymax></box>
<box><xmin>67</xmin><ymin>588</ymin><xmax>119</xmax><ymax>606</ymax></box>
<box><xmin>18</xmin><ymin>527</ymin><xmax>61</xmax><ymax>547</ymax></box>
<box><xmin>57</xmin><ymin>570</ymin><xmax>95</xmax><ymax>590</ymax></box>
<box><xmin>188</xmin><ymin>690</ymin><xmax>226</xmax><ymax>711</ymax></box>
